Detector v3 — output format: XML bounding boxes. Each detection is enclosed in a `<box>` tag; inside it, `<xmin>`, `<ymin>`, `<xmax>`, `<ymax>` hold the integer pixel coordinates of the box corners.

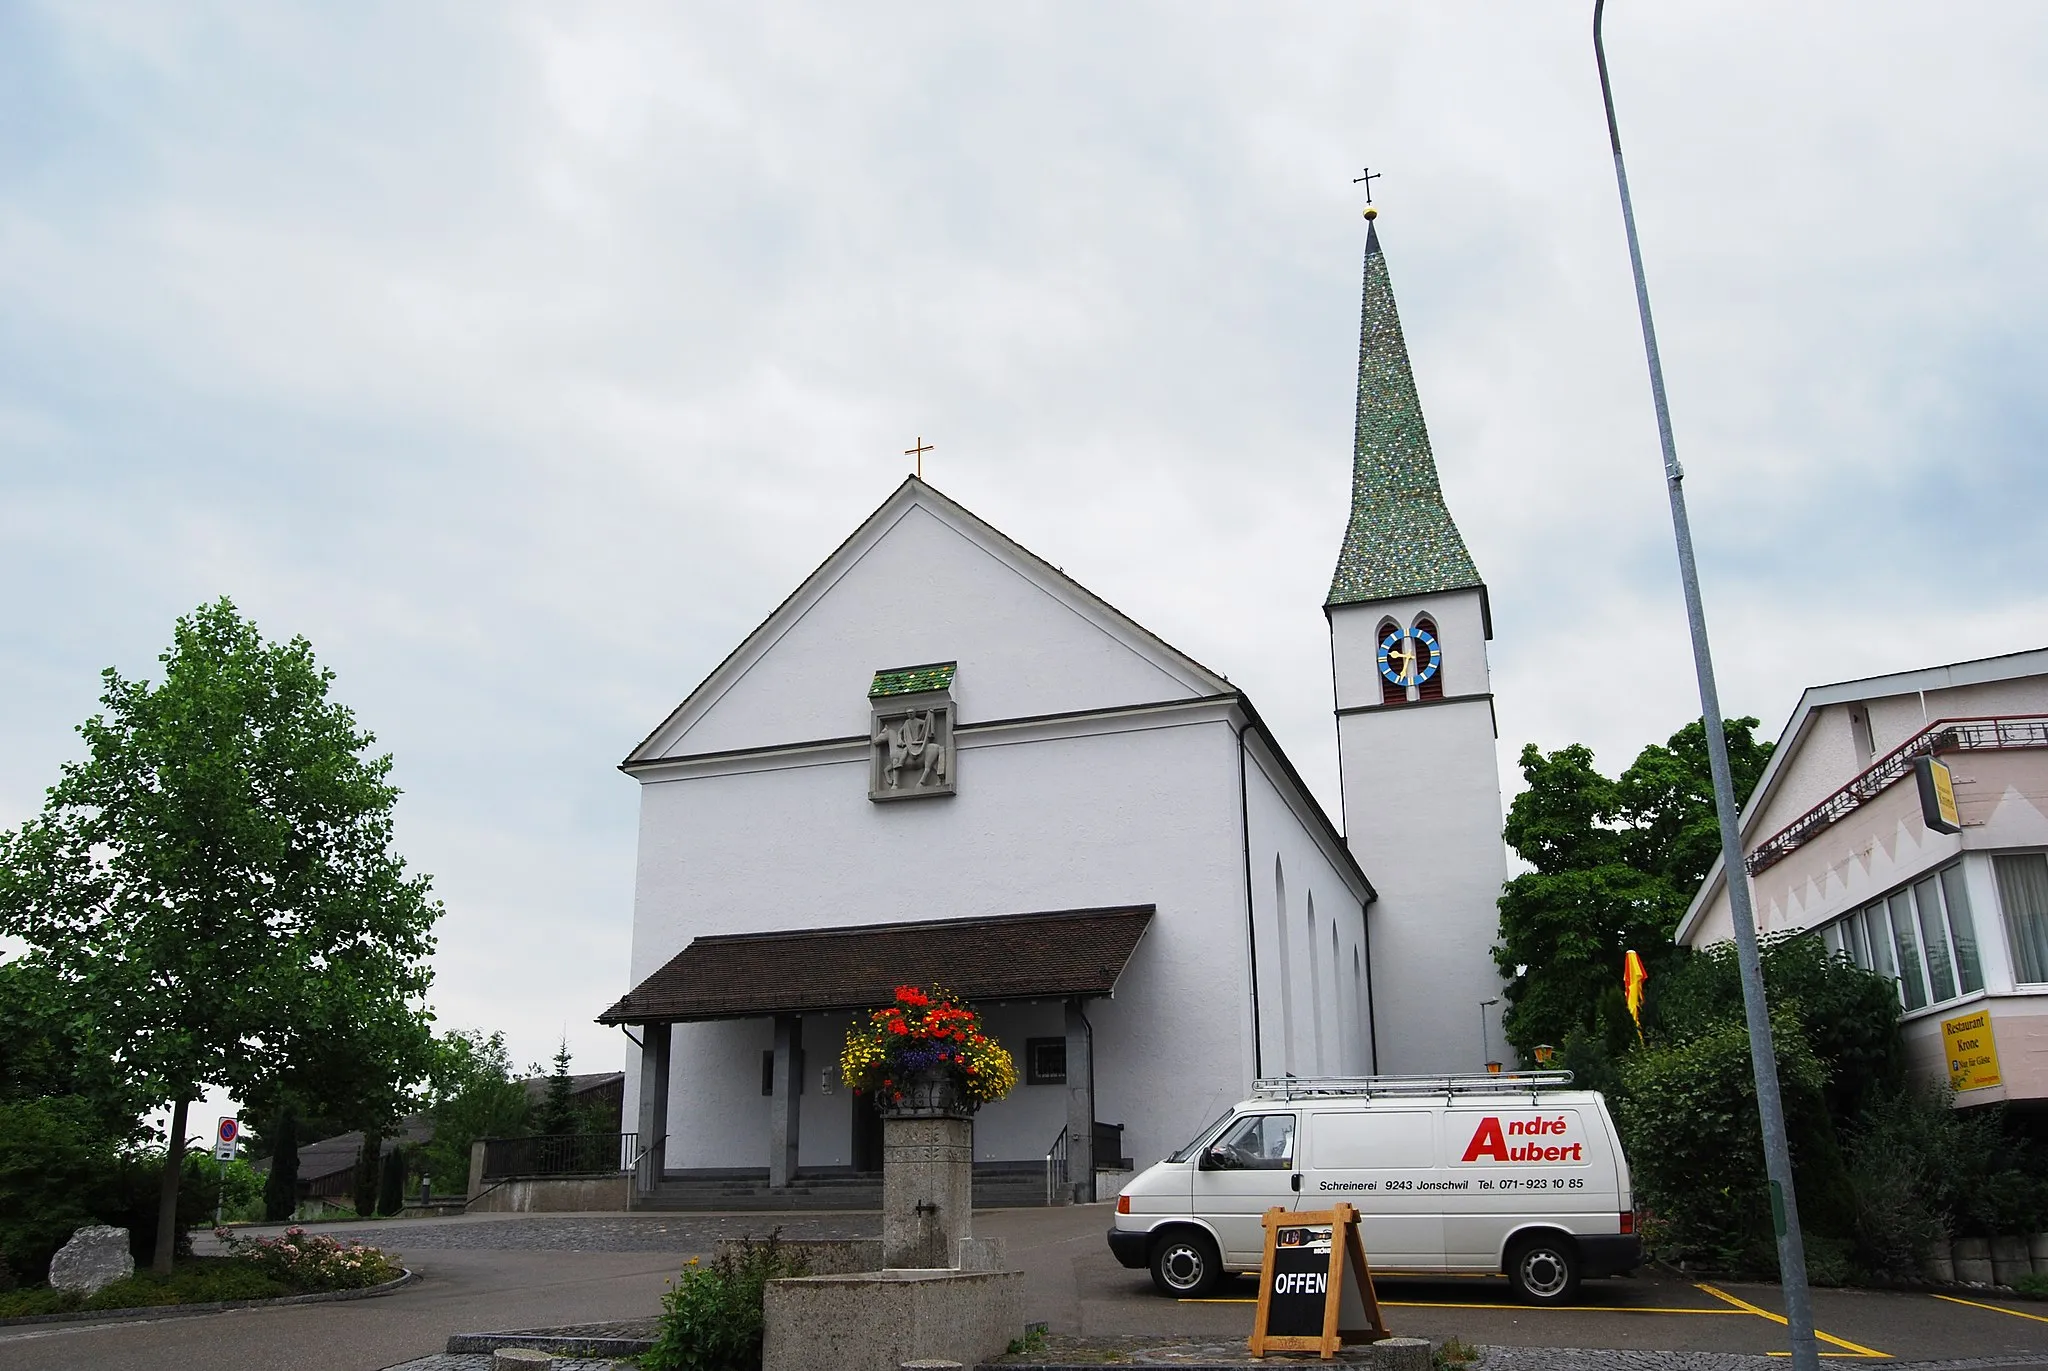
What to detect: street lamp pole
<box><xmin>1591</xmin><ymin>5</ymin><xmax>1819</xmax><ymax>1368</ymax></box>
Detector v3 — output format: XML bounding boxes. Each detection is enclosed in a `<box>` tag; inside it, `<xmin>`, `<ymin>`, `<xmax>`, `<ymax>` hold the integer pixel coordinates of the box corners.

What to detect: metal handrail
<box><xmin>1251</xmin><ymin>1071</ymin><xmax>1574</xmax><ymax>1100</ymax></box>
<box><xmin>1746</xmin><ymin>714</ymin><xmax>2048</xmax><ymax>876</ymax></box>
<box><xmin>479</xmin><ymin>1131</ymin><xmax>639</xmax><ymax>1180</ymax></box>
<box><xmin>1044</xmin><ymin>1125</ymin><xmax>1069</xmax><ymax>1205</ymax></box>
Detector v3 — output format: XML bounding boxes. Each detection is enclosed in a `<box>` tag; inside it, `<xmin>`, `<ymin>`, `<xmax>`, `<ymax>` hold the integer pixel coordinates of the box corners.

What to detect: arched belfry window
<box><xmin>1414</xmin><ymin>617</ymin><xmax>1444</xmax><ymax>701</ymax></box>
<box><xmin>1376</xmin><ymin>619</ymin><xmax>1406</xmax><ymax>705</ymax></box>
<box><xmin>1375</xmin><ymin>617</ymin><xmax>1444</xmax><ymax>704</ymax></box>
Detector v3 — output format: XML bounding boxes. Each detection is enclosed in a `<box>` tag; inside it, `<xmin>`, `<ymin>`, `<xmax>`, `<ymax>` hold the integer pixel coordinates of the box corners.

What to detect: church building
<box><xmin>601</xmin><ymin>222</ymin><xmax>1510</xmax><ymax>1203</ymax></box>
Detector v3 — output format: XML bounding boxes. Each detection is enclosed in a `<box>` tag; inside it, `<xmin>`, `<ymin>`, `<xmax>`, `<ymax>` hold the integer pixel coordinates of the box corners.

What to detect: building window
<box><xmin>1414</xmin><ymin>617</ymin><xmax>1444</xmax><ymax>701</ymax></box>
<box><xmin>1994</xmin><ymin>853</ymin><xmax>2048</xmax><ymax>985</ymax></box>
<box><xmin>1025</xmin><ymin>1037</ymin><xmax>1067</xmax><ymax>1085</ymax></box>
<box><xmin>760</xmin><ymin>1050</ymin><xmax>807</xmax><ymax>1095</ymax></box>
<box><xmin>1827</xmin><ymin>862</ymin><xmax>1982</xmax><ymax>1011</ymax></box>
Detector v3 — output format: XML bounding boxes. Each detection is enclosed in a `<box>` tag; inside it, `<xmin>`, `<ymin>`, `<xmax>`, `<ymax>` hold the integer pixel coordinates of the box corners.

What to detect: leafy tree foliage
<box><xmin>416</xmin><ymin>1029</ymin><xmax>531</xmax><ymax>1194</ymax></box>
<box><xmin>1494</xmin><ymin>718</ymin><xmax>1773</xmax><ymax>1058</ymax></box>
<box><xmin>0</xmin><ymin>599</ymin><xmax>441</xmax><ymax>1271</ymax></box>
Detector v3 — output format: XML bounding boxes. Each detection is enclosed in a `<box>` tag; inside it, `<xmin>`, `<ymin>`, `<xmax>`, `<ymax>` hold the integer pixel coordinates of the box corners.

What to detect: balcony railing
<box><xmin>480</xmin><ymin>1132</ymin><xmax>638</xmax><ymax>1180</ymax></box>
<box><xmin>1746</xmin><ymin>714</ymin><xmax>2048</xmax><ymax>877</ymax></box>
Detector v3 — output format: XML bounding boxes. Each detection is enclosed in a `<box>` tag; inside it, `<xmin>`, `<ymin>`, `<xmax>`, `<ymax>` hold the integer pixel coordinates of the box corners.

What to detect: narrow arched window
<box><xmin>1413</xmin><ymin>617</ymin><xmax>1444</xmax><ymax>701</ymax></box>
<box><xmin>1376</xmin><ymin>619</ymin><xmax>1406</xmax><ymax>705</ymax></box>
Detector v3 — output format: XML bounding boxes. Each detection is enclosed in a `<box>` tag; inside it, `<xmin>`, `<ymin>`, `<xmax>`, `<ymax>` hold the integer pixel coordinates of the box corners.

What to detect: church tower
<box><xmin>1326</xmin><ymin>218</ymin><xmax>1510</xmax><ymax>1075</ymax></box>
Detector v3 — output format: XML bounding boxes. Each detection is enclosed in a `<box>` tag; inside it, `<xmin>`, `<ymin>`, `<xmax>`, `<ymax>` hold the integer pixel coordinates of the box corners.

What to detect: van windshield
<box><xmin>1166</xmin><ymin>1109</ymin><xmax>1235</xmax><ymax>1164</ymax></box>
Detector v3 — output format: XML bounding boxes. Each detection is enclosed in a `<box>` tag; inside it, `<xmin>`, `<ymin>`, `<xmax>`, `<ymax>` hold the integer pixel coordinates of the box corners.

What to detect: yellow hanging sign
<box><xmin>1942</xmin><ymin>1009</ymin><xmax>2002</xmax><ymax>1092</ymax></box>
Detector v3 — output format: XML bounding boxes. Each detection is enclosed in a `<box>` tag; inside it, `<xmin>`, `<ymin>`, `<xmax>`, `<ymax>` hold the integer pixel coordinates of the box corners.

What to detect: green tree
<box><xmin>0</xmin><ymin>599</ymin><xmax>441</xmax><ymax>1272</ymax></box>
<box><xmin>417</xmin><ymin>1029</ymin><xmax>531</xmax><ymax>1196</ymax></box>
<box><xmin>1494</xmin><ymin>717</ymin><xmax>1773</xmax><ymax>1059</ymax></box>
<box><xmin>262</xmin><ymin>1109</ymin><xmax>299</xmax><ymax>1222</ymax></box>
<box><xmin>377</xmin><ymin>1143</ymin><xmax>406</xmax><ymax>1216</ymax></box>
<box><xmin>535</xmin><ymin>1038</ymin><xmax>580</xmax><ymax>1137</ymax></box>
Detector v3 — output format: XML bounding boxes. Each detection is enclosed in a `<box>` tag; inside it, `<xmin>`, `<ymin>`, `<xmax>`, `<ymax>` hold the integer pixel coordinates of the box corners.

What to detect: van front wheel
<box><xmin>1507</xmin><ymin>1234</ymin><xmax>1581</xmax><ymax>1306</ymax></box>
<box><xmin>1149</xmin><ymin>1230</ymin><xmax>1222</xmax><ymax>1298</ymax></box>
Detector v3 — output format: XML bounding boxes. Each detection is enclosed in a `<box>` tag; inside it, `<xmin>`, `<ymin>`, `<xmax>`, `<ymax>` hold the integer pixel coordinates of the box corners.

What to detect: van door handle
<box><xmin>1290</xmin><ymin>1173</ymin><xmax>1302</xmax><ymax>1193</ymax></box>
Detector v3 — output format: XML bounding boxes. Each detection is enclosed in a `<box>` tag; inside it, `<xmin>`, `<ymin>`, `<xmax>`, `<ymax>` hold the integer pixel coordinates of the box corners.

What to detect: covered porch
<box><xmin>598</xmin><ymin>905</ymin><xmax>1153</xmax><ymax>1207</ymax></box>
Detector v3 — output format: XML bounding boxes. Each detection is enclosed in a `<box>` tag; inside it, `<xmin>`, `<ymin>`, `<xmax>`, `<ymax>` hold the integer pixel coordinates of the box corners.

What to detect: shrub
<box><xmin>2014</xmin><ymin>1271</ymin><xmax>2048</xmax><ymax>1301</ymax></box>
<box><xmin>212</xmin><ymin>1225</ymin><xmax>402</xmax><ymax>1291</ymax></box>
<box><xmin>1616</xmin><ymin>1015</ymin><xmax>1836</xmax><ymax>1273</ymax></box>
<box><xmin>0</xmin><ymin>1096</ymin><xmax>112</xmax><ymax>1283</ymax></box>
<box><xmin>641</xmin><ymin>1233</ymin><xmax>810</xmax><ymax>1371</ymax></box>
<box><xmin>104</xmin><ymin>1150</ymin><xmax>221</xmax><ymax>1267</ymax></box>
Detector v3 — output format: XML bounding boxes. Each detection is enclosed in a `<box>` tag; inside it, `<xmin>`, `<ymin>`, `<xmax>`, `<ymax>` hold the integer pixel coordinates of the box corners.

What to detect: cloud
<box><xmin>2</xmin><ymin>1</ymin><xmax>2042</xmax><ymax>1083</ymax></box>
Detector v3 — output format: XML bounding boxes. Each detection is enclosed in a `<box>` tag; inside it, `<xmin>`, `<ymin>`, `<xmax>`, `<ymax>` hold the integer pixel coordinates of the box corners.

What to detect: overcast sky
<box><xmin>4</xmin><ymin>2</ymin><xmax>2044</xmax><ymax>1110</ymax></box>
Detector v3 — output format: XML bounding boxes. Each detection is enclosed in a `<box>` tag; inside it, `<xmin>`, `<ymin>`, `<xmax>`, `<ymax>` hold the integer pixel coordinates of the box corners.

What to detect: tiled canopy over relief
<box><xmin>869</xmin><ymin>662</ymin><xmax>957</xmax><ymax>698</ymax></box>
<box><xmin>1327</xmin><ymin>223</ymin><xmax>1486</xmax><ymax>608</ymax></box>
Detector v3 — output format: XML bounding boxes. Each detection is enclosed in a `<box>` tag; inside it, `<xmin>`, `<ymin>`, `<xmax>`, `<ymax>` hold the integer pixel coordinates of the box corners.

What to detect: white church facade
<box><xmin>602</xmin><ymin>223</ymin><xmax>1510</xmax><ymax>1201</ymax></box>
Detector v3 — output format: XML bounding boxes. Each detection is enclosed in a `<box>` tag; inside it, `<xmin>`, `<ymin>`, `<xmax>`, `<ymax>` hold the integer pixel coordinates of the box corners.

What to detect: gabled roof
<box><xmin>599</xmin><ymin>905</ymin><xmax>1156</xmax><ymax>1023</ymax></box>
<box><xmin>1676</xmin><ymin>644</ymin><xmax>2048</xmax><ymax>942</ymax></box>
<box><xmin>625</xmin><ymin>478</ymin><xmax>1232</xmax><ymax>764</ymax></box>
<box><xmin>1328</xmin><ymin>222</ymin><xmax>1486</xmax><ymax>610</ymax></box>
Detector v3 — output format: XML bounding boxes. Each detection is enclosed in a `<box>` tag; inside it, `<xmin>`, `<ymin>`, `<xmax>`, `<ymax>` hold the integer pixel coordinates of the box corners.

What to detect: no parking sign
<box><xmin>215</xmin><ymin>1116</ymin><xmax>239</xmax><ymax>1162</ymax></box>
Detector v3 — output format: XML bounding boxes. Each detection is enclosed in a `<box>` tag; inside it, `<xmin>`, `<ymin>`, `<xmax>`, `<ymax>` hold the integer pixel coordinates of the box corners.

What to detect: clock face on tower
<box><xmin>1377</xmin><ymin>626</ymin><xmax>1441</xmax><ymax>688</ymax></box>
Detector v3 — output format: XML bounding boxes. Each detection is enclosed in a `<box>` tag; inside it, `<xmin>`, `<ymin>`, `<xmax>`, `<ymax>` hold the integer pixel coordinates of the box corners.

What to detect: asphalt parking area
<box><xmin>976</xmin><ymin>1205</ymin><xmax>2048</xmax><ymax>1362</ymax></box>
<box><xmin>1159</xmin><ymin>1269</ymin><xmax>2048</xmax><ymax>1362</ymax></box>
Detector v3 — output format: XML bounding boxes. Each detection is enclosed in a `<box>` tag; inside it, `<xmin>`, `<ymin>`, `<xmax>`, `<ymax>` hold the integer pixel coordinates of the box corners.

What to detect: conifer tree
<box><xmin>262</xmin><ymin>1109</ymin><xmax>298</xmax><ymax>1222</ymax></box>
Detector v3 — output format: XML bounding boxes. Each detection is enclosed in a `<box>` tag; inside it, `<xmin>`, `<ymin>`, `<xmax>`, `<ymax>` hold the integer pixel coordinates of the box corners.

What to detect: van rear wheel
<box><xmin>1507</xmin><ymin>1234</ymin><xmax>1582</xmax><ymax>1306</ymax></box>
<box><xmin>1149</xmin><ymin>1230</ymin><xmax>1222</xmax><ymax>1298</ymax></box>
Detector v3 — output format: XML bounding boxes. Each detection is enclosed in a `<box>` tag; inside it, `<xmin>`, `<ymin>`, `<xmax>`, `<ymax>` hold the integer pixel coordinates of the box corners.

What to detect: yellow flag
<box><xmin>1623</xmin><ymin>950</ymin><xmax>1648</xmax><ymax>1040</ymax></box>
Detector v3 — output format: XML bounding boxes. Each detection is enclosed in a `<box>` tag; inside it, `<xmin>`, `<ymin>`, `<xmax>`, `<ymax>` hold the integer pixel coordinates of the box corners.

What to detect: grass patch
<box><xmin>1435</xmin><ymin>1335</ymin><xmax>1482</xmax><ymax>1368</ymax></box>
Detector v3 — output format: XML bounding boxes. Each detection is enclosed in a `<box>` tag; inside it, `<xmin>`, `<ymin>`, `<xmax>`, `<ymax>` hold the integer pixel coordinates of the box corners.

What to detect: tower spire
<box><xmin>1326</xmin><ymin>220</ymin><xmax>1484</xmax><ymax>608</ymax></box>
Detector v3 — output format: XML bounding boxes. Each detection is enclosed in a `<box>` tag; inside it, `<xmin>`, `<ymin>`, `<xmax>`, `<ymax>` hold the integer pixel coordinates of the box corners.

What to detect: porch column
<box><xmin>634</xmin><ymin>1021</ymin><xmax>672</xmax><ymax>1195</ymax></box>
<box><xmin>1064</xmin><ymin>998</ymin><xmax>1095</xmax><ymax>1203</ymax></box>
<box><xmin>769</xmin><ymin>1013</ymin><xmax>803</xmax><ymax>1188</ymax></box>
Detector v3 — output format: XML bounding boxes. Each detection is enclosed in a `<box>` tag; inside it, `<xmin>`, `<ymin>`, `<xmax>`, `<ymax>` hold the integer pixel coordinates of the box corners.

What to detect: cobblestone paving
<box><xmin>382</xmin><ymin>1357</ymin><xmax>628</xmax><ymax>1371</ymax></box>
<box><xmin>306</xmin><ymin>1213</ymin><xmax>875</xmax><ymax>1253</ymax></box>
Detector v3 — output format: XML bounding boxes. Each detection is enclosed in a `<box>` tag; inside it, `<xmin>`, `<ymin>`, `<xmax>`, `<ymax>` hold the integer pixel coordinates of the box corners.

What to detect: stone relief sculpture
<box><xmin>876</xmin><ymin>708</ymin><xmax>948</xmax><ymax>791</ymax></box>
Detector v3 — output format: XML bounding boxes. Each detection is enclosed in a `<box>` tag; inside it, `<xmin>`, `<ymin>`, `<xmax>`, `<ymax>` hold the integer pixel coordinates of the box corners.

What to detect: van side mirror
<box><xmin>1199</xmin><ymin>1145</ymin><xmax>1229</xmax><ymax>1172</ymax></box>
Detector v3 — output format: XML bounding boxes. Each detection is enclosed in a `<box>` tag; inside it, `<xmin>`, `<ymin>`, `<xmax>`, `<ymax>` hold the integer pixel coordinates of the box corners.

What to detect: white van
<box><xmin>1106</xmin><ymin>1073</ymin><xmax>1640</xmax><ymax>1306</ymax></box>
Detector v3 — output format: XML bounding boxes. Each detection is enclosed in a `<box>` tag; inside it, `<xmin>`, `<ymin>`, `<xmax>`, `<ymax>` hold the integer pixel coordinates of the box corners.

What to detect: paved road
<box><xmin>2</xmin><ymin>1207</ymin><xmax>2044</xmax><ymax>1368</ymax></box>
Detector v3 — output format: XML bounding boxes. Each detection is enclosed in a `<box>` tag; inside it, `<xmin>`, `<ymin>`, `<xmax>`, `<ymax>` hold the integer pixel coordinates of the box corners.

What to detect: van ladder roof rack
<box><xmin>1249</xmin><ymin>1072</ymin><xmax>1575</xmax><ymax>1101</ymax></box>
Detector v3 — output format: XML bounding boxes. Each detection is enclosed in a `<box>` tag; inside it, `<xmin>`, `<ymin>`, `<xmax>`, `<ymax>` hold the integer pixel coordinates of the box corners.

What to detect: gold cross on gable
<box><xmin>905</xmin><ymin>436</ymin><xmax>933</xmax><ymax>479</ymax></box>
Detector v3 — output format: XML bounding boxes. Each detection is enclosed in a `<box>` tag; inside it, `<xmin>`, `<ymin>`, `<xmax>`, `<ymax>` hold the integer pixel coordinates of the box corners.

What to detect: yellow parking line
<box><xmin>1933</xmin><ymin>1293</ymin><xmax>2048</xmax><ymax>1325</ymax></box>
<box><xmin>1695</xmin><ymin>1283</ymin><xmax>1888</xmax><ymax>1359</ymax></box>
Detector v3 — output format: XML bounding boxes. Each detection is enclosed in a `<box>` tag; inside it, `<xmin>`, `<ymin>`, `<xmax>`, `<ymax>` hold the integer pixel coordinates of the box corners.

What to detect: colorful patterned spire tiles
<box><xmin>1326</xmin><ymin>222</ymin><xmax>1485</xmax><ymax>608</ymax></box>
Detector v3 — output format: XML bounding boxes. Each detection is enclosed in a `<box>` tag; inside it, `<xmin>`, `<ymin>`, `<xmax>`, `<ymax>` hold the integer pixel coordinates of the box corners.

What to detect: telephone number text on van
<box><xmin>1484</xmin><ymin>1177</ymin><xmax>1586</xmax><ymax>1190</ymax></box>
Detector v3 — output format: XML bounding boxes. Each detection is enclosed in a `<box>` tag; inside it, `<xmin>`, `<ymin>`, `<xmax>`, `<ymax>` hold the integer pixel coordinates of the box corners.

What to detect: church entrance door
<box><xmin>851</xmin><ymin>1098</ymin><xmax>884</xmax><ymax>1173</ymax></box>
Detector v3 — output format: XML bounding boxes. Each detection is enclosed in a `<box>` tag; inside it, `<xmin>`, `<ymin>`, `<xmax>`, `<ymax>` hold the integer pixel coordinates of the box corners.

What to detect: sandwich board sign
<box><xmin>1248</xmin><ymin>1203</ymin><xmax>1390</xmax><ymax>1359</ymax></box>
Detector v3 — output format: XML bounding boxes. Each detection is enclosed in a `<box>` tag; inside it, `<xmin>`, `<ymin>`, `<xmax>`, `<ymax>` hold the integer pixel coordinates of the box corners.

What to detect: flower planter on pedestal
<box><xmin>875</xmin><ymin>1066</ymin><xmax>977</xmax><ymax>1122</ymax></box>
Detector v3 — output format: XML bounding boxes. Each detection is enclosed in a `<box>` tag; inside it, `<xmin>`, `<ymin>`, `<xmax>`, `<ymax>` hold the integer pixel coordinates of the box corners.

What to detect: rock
<box><xmin>491</xmin><ymin>1350</ymin><xmax>553</xmax><ymax>1369</ymax></box>
<box><xmin>48</xmin><ymin>1226</ymin><xmax>134</xmax><ymax>1296</ymax></box>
